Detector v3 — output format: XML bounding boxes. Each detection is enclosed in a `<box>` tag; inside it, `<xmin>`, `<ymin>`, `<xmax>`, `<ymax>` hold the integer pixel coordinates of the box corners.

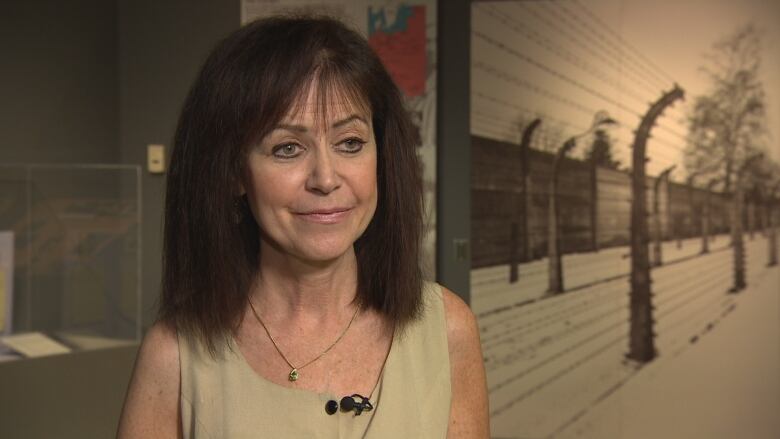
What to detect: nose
<box><xmin>305</xmin><ymin>146</ymin><xmax>341</xmax><ymax>194</ymax></box>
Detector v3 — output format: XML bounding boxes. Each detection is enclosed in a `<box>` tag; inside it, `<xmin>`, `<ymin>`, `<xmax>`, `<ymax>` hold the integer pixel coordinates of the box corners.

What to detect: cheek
<box><xmin>358</xmin><ymin>156</ymin><xmax>379</xmax><ymax>207</ymax></box>
<box><xmin>362</xmin><ymin>169</ymin><xmax>379</xmax><ymax>228</ymax></box>
<box><xmin>244</xmin><ymin>164</ymin><xmax>300</xmax><ymax>221</ymax></box>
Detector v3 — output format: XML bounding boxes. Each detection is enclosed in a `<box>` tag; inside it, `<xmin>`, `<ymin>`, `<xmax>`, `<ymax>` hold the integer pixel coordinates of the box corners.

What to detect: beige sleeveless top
<box><xmin>178</xmin><ymin>282</ymin><xmax>451</xmax><ymax>438</ymax></box>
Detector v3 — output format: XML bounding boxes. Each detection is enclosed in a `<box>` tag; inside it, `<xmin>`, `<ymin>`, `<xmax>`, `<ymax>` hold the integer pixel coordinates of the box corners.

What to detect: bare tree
<box><xmin>746</xmin><ymin>157</ymin><xmax>780</xmax><ymax>236</ymax></box>
<box><xmin>685</xmin><ymin>23</ymin><xmax>768</xmax><ymax>191</ymax></box>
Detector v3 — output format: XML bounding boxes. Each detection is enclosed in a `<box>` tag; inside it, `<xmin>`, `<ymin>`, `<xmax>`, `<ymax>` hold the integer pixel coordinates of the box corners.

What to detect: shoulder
<box><xmin>439</xmin><ymin>285</ymin><xmax>482</xmax><ymax>367</ymax></box>
<box><xmin>440</xmin><ymin>285</ymin><xmax>490</xmax><ymax>438</ymax></box>
<box><xmin>135</xmin><ymin>320</ymin><xmax>181</xmax><ymax>381</ymax></box>
<box><xmin>116</xmin><ymin>320</ymin><xmax>182</xmax><ymax>438</ymax></box>
<box><xmin>418</xmin><ymin>282</ymin><xmax>478</xmax><ymax>349</ymax></box>
<box><xmin>439</xmin><ymin>285</ymin><xmax>479</xmax><ymax>351</ymax></box>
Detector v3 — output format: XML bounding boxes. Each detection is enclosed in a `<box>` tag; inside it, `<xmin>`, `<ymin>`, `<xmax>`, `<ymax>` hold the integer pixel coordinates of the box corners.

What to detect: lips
<box><xmin>294</xmin><ymin>207</ymin><xmax>352</xmax><ymax>224</ymax></box>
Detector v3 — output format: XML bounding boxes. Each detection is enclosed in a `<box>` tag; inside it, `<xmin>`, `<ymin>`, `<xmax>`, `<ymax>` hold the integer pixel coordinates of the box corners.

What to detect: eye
<box><xmin>272</xmin><ymin>143</ymin><xmax>304</xmax><ymax>159</ymax></box>
<box><xmin>337</xmin><ymin>137</ymin><xmax>367</xmax><ymax>154</ymax></box>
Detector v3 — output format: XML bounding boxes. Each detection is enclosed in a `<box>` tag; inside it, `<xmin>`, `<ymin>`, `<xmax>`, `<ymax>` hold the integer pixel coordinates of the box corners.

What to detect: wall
<box><xmin>0</xmin><ymin>0</ymin><xmax>122</xmax><ymax>337</ymax></box>
<box><xmin>0</xmin><ymin>2</ymin><xmax>240</xmax><ymax>436</ymax></box>
<box><xmin>0</xmin><ymin>0</ymin><xmax>118</xmax><ymax>164</ymax></box>
<box><xmin>117</xmin><ymin>0</ymin><xmax>240</xmax><ymax>328</ymax></box>
<box><xmin>471</xmin><ymin>2</ymin><xmax>780</xmax><ymax>437</ymax></box>
<box><xmin>1</xmin><ymin>0</ymin><xmax>241</xmax><ymax>330</ymax></box>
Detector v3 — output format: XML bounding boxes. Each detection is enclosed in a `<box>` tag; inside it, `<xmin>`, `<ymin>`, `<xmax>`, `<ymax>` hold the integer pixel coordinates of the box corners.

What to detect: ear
<box><xmin>237</xmin><ymin>167</ymin><xmax>249</xmax><ymax>197</ymax></box>
<box><xmin>237</xmin><ymin>174</ymin><xmax>247</xmax><ymax>197</ymax></box>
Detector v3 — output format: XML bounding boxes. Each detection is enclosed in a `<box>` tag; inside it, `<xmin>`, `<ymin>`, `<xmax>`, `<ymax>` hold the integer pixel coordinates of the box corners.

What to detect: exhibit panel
<box><xmin>471</xmin><ymin>1</ymin><xmax>780</xmax><ymax>438</ymax></box>
<box><xmin>0</xmin><ymin>164</ymin><xmax>141</xmax><ymax>361</ymax></box>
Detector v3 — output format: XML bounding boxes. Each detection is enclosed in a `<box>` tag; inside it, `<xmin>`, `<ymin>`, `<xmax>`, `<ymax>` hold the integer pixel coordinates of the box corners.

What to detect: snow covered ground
<box><xmin>473</xmin><ymin>233</ymin><xmax>780</xmax><ymax>438</ymax></box>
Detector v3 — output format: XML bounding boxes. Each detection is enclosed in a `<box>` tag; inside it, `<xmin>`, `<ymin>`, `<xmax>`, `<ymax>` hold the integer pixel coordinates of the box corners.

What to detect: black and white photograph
<box><xmin>472</xmin><ymin>1</ymin><xmax>780</xmax><ymax>437</ymax></box>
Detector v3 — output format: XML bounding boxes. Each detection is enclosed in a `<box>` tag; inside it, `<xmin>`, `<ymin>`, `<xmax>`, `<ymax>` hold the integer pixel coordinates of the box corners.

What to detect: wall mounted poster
<box><xmin>0</xmin><ymin>231</ymin><xmax>13</xmax><ymax>335</ymax></box>
<box><xmin>471</xmin><ymin>1</ymin><xmax>780</xmax><ymax>438</ymax></box>
<box><xmin>241</xmin><ymin>0</ymin><xmax>438</xmax><ymax>277</ymax></box>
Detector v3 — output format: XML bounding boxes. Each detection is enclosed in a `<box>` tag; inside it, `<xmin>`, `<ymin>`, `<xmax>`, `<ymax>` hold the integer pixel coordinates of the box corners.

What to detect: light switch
<box><xmin>147</xmin><ymin>144</ymin><xmax>166</xmax><ymax>174</ymax></box>
<box><xmin>453</xmin><ymin>238</ymin><xmax>469</xmax><ymax>262</ymax></box>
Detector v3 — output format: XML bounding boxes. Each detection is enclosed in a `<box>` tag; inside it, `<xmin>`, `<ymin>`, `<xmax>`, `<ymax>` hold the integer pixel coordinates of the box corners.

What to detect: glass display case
<box><xmin>0</xmin><ymin>164</ymin><xmax>141</xmax><ymax>360</ymax></box>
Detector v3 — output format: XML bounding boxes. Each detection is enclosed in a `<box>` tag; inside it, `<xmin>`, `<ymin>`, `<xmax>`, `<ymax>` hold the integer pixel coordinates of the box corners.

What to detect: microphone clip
<box><xmin>339</xmin><ymin>394</ymin><xmax>374</xmax><ymax>416</ymax></box>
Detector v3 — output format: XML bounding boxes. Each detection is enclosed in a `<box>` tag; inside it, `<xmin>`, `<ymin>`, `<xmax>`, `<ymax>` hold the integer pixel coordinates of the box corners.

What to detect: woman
<box><xmin>117</xmin><ymin>15</ymin><xmax>488</xmax><ymax>438</ymax></box>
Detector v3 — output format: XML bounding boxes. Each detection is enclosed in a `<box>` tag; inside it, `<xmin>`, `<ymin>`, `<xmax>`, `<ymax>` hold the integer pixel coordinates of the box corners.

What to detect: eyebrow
<box><xmin>275</xmin><ymin>114</ymin><xmax>368</xmax><ymax>133</ymax></box>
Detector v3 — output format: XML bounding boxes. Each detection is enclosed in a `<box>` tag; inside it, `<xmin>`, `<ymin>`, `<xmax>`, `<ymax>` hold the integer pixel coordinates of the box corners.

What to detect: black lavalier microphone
<box><xmin>339</xmin><ymin>394</ymin><xmax>373</xmax><ymax>415</ymax></box>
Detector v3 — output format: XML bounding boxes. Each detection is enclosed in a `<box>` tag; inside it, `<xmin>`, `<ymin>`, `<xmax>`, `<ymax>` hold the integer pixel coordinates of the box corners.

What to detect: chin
<box><xmin>300</xmin><ymin>243</ymin><xmax>356</xmax><ymax>263</ymax></box>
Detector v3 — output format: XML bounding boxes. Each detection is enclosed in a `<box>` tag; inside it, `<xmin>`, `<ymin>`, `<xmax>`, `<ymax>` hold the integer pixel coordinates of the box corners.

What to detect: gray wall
<box><xmin>0</xmin><ymin>0</ymin><xmax>118</xmax><ymax>164</ymax></box>
<box><xmin>0</xmin><ymin>2</ymin><xmax>239</xmax><ymax>436</ymax></box>
<box><xmin>437</xmin><ymin>0</ymin><xmax>471</xmax><ymax>301</ymax></box>
<box><xmin>1</xmin><ymin>0</ymin><xmax>240</xmax><ymax>328</ymax></box>
<box><xmin>117</xmin><ymin>0</ymin><xmax>239</xmax><ymax>328</ymax></box>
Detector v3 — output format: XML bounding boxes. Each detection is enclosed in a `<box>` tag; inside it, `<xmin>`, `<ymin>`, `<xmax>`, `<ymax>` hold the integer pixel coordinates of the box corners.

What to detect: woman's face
<box><xmin>244</xmin><ymin>86</ymin><xmax>378</xmax><ymax>264</ymax></box>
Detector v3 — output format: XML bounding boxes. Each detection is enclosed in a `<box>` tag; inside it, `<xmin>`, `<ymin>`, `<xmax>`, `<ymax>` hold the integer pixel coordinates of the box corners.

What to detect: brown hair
<box><xmin>159</xmin><ymin>15</ymin><xmax>424</xmax><ymax>355</ymax></box>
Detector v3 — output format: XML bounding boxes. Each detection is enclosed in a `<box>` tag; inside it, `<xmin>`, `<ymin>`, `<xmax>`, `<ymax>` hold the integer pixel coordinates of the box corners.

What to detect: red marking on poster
<box><xmin>368</xmin><ymin>6</ymin><xmax>426</xmax><ymax>97</ymax></box>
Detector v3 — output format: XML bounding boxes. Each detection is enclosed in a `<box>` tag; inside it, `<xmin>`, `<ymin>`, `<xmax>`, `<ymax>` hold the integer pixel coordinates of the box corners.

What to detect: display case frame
<box><xmin>0</xmin><ymin>164</ymin><xmax>142</xmax><ymax>360</ymax></box>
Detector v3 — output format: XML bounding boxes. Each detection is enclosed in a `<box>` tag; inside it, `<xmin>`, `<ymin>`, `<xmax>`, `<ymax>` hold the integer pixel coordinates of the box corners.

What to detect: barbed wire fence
<box><xmin>471</xmin><ymin>1</ymin><xmax>779</xmax><ymax>436</ymax></box>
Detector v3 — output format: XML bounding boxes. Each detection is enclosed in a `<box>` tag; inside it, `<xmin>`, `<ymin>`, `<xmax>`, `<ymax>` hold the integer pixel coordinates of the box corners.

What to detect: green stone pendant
<box><xmin>288</xmin><ymin>368</ymin><xmax>299</xmax><ymax>381</ymax></box>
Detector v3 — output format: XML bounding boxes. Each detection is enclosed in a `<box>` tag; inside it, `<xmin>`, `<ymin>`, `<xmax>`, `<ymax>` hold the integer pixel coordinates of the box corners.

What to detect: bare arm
<box><xmin>116</xmin><ymin>321</ymin><xmax>182</xmax><ymax>439</ymax></box>
<box><xmin>443</xmin><ymin>287</ymin><xmax>490</xmax><ymax>438</ymax></box>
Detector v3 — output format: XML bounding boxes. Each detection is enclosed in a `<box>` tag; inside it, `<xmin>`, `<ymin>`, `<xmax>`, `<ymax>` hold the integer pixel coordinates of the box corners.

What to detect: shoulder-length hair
<box><xmin>159</xmin><ymin>15</ymin><xmax>424</xmax><ymax>355</ymax></box>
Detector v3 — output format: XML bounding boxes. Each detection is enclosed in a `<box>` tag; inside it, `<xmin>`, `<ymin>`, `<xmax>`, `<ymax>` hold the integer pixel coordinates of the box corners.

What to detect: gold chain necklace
<box><xmin>248</xmin><ymin>299</ymin><xmax>360</xmax><ymax>382</ymax></box>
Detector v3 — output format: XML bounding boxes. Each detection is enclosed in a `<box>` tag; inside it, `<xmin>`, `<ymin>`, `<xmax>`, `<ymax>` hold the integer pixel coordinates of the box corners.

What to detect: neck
<box><xmin>252</xmin><ymin>240</ymin><xmax>359</xmax><ymax>324</ymax></box>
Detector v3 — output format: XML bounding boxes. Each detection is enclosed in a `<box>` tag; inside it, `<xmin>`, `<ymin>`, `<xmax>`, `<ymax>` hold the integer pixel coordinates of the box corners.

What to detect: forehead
<box><xmin>282</xmin><ymin>77</ymin><xmax>371</xmax><ymax>126</ymax></box>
